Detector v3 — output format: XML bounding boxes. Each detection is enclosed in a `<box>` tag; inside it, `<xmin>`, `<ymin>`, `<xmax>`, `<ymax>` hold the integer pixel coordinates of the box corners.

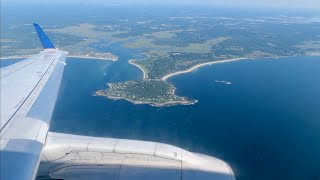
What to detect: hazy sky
<box><xmin>2</xmin><ymin>0</ymin><xmax>320</xmax><ymax>9</ymax></box>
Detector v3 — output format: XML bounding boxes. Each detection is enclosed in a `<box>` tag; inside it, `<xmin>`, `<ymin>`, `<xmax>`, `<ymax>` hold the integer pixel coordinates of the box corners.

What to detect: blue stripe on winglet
<box><xmin>33</xmin><ymin>23</ymin><xmax>55</xmax><ymax>49</ymax></box>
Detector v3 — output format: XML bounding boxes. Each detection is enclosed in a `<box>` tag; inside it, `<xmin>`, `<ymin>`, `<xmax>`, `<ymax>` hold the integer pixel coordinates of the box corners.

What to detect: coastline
<box><xmin>128</xmin><ymin>55</ymin><xmax>249</xmax><ymax>82</ymax></box>
<box><xmin>128</xmin><ymin>60</ymin><xmax>148</xmax><ymax>79</ymax></box>
<box><xmin>127</xmin><ymin>52</ymin><xmax>152</xmax><ymax>79</ymax></box>
<box><xmin>140</xmin><ymin>52</ymin><xmax>151</xmax><ymax>59</ymax></box>
<box><xmin>98</xmin><ymin>93</ymin><xmax>195</xmax><ymax>107</ymax></box>
<box><xmin>68</xmin><ymin>55</ymin><xmax>118</xmax><ymax>61</ymax></box>
<box><xmin>161</xmin><ymin>57</ymin><xmax>248</xmax><ymax>81</ymax></box>
<box><xmin>95</xmin><ymin>83</ymin><xmax>195</xmax><ymax>107</ymax></box>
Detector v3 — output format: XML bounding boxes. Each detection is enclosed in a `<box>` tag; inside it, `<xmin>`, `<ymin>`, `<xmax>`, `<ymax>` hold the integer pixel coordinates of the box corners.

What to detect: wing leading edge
<box><xmin>0</xmin><ymin>24</ymin><xmax>67</xmax><ymax>180</ymax></box>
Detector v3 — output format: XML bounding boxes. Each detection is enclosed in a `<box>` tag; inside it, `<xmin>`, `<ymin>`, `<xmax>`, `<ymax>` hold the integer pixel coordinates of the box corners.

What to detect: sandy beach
<box><xmin>161</xmin><ymin>58</ymin><xmax>247</xmax><ymax>81</ymax></box>
<box><xmin>68</xmin><ymin>55</ymin><xmax>118</xmax><ymax>61</ymax></box>
<box><xmin>128</xmin><ymin>60</ymin><xmax>148</xmax><ymax>79</ymax></box>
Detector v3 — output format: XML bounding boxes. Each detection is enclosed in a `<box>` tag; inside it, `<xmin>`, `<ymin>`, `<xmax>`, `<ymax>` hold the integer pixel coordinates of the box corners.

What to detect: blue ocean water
<box><xmin>0</xmin><ymin>58</ymin><xmax>24</xmax><ymax>67</ymax></box>
<box><xmin>49</xmin><ymin>55</ymin><xmax>320</xmax><ymax>180</ymax></box>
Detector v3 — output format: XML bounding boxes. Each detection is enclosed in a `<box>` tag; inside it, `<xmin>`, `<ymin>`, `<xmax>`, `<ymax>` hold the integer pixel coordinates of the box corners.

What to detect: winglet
<box><xmin>33</xmin><ymin>23</ymin><xmax>55</xmax><ymax>49</ymax></box>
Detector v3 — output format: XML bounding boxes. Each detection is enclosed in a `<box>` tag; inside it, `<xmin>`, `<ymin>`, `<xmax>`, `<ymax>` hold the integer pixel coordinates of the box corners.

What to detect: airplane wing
<box><xmin>0</xmin><ymin>23</ymin><xmax>67</xmax><ymax>180</ymax></box>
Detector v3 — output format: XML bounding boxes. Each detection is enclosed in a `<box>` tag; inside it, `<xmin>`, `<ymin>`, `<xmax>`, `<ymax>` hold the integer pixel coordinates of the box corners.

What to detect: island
<box><xmin>95</xmin><ymin>80</ymin><xmax>195</xmax><ymax>106</ymax></box>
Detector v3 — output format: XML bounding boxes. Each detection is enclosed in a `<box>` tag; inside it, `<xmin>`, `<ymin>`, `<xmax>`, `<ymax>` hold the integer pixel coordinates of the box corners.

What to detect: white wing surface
<box><xmin>38</xmin><ymin>132</ymin><xmax>235</xmax><ymax>180</ymax></box>
<box><xmin>0</xmin><ymin>24</ymin><xmax>67</xmax><ymax>180</ymax></box>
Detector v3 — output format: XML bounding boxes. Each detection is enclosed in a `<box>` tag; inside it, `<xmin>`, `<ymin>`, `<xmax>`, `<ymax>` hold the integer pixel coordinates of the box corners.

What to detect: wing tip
<box><xmin>33</xmin><ymin>23</ymin><xmax>55</xmax><ymax>49</ymax></box>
